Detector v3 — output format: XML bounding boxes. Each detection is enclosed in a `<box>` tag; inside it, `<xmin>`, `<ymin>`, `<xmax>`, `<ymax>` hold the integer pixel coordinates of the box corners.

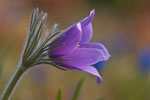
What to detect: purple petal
<box><xmin>49</xmin><ymin>23</ymin><xmax>82</xmax><ymax>58</ymax></box>
<box><xmin>57</xmin><ymin>48</ymin><xmax>106</xmax><ymax>66</ymax></box>
<box><xmin>79</xmin><ymin>43</ymin><xmax>111</xmax><ymax>60</ymax></box>
<box><xmin>70</xmin><ymin>65</ymin><xmax>103</xmax><ymax>83</ymax></box>
<box><xmin>80</xmin><ymin>23</ymin><xmax>93</xmax><ymax>43</ymax></box>
<box><xmin>80</xmin><ymin>9</ymin><xmax>95</xmax><ymax>26</ymax></box>
<box><xmin>80</xmin><ymin>10</ymin><xmax>95</xmax><ymax>43</ymax></box>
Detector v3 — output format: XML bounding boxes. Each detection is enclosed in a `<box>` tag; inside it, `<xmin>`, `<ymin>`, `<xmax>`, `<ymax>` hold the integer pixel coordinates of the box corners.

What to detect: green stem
<box><xmin>0</xmin><ymin>65</ymin><xmax>26</xmax><ymax>100</ymax></box>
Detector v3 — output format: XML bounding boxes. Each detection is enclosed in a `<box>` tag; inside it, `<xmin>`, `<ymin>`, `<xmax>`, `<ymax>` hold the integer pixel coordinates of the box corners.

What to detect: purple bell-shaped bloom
<box><xmin>48</xmin><ymin>10</ymin><xmax>110</xmax><ymax>83</ymax></box>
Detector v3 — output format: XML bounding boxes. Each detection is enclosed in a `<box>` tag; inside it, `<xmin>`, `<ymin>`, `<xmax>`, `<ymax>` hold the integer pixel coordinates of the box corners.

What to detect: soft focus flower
<box><xmin>48</xmin><ymin>10</ymin><xmax>110</xmax><ymax>83</ymax></box>
<box><xmin>138</xmin><ymin>48</ymin><xmax>150</xmax><ymax>74</ymax></box>
<box><xmin>111</xmin><ymin>34</ymin><xmax>131</xmax><ymax>56</ymax></box>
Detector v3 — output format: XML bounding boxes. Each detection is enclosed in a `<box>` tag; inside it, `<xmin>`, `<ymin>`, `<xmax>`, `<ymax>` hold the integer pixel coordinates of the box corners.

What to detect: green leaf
<box><xmin>25</xmin><ymin>31</ymin><xmax>61</xmax><ymax>66</ymax></box>
<box><xmin>30</xmin><ymin>8</ymin><xmax>39</xmax><ymax>32</ymax></box>
<box><xmin>44</xmin><ymin>35</ymin><xmax>63</xmax><ymax>50</ymax></box>
<box><xmin>24</xmin><ymin>8</ymin><xmax>39</xmax><ymax>56</ymax></box>
<box><xmin>56</xmin><ymin>89</ymin><xmax>62</xmax><ymax>100</ymax></box>
<box><xmin>31</xmin><ymin>61</ymin><xmax>67</xmax><ymax>71</ymax></box>
<box><xmin>24</xmin><ymin>12</ymin><xmax>47</xmax><ymax>60</ymax></box>
<box><xmin>49</xmin><ymin>24</ymin><xmax>59</xmax><ymax>37</ymax></box>
<box><xmin>72</xmin><ymin>78</ymin><xmax>85</xmax><ymax>100</ymax></box>
<box><xmin>22</xmin><ymin>10</ymin><xmax>48</xmax><ymax>66</ymax></box>
<box><xmin>22</xmin><ymin>8</ymin><xmax>62</xmax><ymax>68</ymax></box>
<box><xmin>25</xmin><ymin>13</ymin><xmax>47</xmax><ymax>60</ymax></box>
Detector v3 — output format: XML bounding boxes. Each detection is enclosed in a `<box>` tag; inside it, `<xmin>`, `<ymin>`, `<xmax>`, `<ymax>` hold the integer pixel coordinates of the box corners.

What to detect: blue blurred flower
<box><xmin>111</xmin><ymin>34</ymin><xmax>131</xmax><ymax>56</ymax></box>
<box><xmin>138</xmin><ymin>48</ymin><xmax>150</xmax><ymax>74</ymax></box>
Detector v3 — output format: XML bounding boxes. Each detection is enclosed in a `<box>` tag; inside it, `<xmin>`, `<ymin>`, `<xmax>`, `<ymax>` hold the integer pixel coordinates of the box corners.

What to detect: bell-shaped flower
<box><xmin>48</xmin><ymin>10</ymin><xmax>110</xmax><ymax>83</ymax></box>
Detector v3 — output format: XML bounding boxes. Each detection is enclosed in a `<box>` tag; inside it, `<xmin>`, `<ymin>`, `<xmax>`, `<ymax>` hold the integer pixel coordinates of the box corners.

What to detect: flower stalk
<box><xmin>0</xmin><ymin>66</ymin><xmax>26</xmax><ymax>100</ymax></box>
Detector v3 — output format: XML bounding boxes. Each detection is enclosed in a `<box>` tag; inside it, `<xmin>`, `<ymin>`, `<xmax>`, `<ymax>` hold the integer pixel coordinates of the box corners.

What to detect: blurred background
<box><xmin>0</xmin><ymin>0</ymin><xmax>150</xmax><ymax>100</ymax></box>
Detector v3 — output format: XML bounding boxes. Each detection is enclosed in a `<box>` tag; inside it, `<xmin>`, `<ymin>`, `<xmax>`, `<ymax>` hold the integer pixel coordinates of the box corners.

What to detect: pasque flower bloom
<box><xmin>48</xmin><ymin>10</ymin><xmax>110</xmax><ymax>83</ymax></box>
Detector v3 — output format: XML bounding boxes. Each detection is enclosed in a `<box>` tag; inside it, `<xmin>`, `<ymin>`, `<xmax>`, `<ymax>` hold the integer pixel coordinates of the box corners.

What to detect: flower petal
<box><xmin>57</xmin><ymin>48</ymin><xmax>106</xmax><ymax>66</ymax></box>
<box><xmin>69</xmin><ymin>66</ymin><xmax>102</xmax><ymax>83</ymax></box>
<box><xmin>80</xmin><ymin>23</ymin><xmax>93</xmax><ymax>43</ymax></box>
<box><xmin>80</xmin><ymin>9</ymin><xmax>95</xmax><ymax>26</ymax></box>
<box><xmin>80</xmin><ymin>10</ymin><xmax>95</xmax><ymax>43</ymax></box>
<box><xmin>49</xmin><ymin>23</ymin><xmax>82</xmax><ymax>58</ymax></box>
<box><xmin>79</xmin><ymin>43</ymin><xmax>111</xmax><ymax>60</ymax></box>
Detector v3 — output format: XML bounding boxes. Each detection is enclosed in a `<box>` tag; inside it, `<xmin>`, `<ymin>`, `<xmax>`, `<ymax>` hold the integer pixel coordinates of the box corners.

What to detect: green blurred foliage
<box><xmin>72</xmin><ymin>78</ymin><xmax>84</xmax><ymax>100</ymax></box>
<box><xmin>56</xmin><ymin>89</ymin><xmax>62</xmax><ymax>100</ymax></box>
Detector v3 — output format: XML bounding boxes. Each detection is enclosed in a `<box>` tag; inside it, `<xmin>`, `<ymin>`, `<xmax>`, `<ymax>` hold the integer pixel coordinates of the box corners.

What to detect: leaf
<box><xmin>24</xmin><ymin>11</ymin><xmax>47</xmax><ymax>60</ymax></box>
<box><xmin>49</xmin><ymin>23</ymin><xmax>59</xmax><ymax>37</ymax></box>
<box><xmin>25</xmin><ymin>31</ymin><xmax>61</xmax><ymax>66</ymax></box>
<box><xmin>24</xmin><ymin>8</ymin><xmax>39</xmax><ymax>56</ymax></box>
<box><xmin>44</xmin><ymin>44</ymin><xmax>64</xmax><ymax>52</ymax></box>
<box><xmin>31</xmin><ymin>61</ymin><xmax>67</xmax><ymax>71</ymax></box>
<box><xmin>72</xmin><ymin>78</ymin><xmax>85</xmax><ymax>100</ymax></box>
<box><xmin>56</xmin><ymin>89</ymin><xmax>62</xmax><ymax>100</ymax></box>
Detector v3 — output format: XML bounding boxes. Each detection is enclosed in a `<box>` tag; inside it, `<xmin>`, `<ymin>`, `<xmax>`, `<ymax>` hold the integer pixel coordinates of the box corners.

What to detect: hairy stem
<box><xmin>0</xmin><ymin>65</ymin><xmax>26</xmax><ymax>100</ymax></box>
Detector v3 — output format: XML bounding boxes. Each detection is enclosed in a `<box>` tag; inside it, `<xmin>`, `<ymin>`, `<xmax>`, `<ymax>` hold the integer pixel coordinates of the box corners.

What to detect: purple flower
<box><xmin>48</xmin><ymin>10</ymin><xmax>110</xmax><ymax>83</ymax></box>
